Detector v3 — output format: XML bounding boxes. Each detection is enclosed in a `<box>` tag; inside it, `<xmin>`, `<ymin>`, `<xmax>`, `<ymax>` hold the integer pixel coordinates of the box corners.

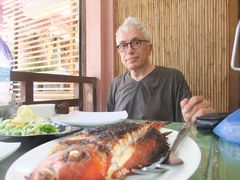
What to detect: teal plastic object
<box><xmin>219</xmin><ymin>139</ymin><xmax>240</xmax><ymax>167</ymax></box>
<box><xmin>213</xmin><ymin>109</ymin><xmax>240</xmax><ymax>144</ymax></box>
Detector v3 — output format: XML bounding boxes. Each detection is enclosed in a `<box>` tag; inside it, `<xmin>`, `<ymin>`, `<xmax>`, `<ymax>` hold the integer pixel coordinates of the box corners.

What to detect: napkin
<box><xmin>51</xmin><ymin>111</ymin><xmax>128</xmax><ymax>127</ymax></box>
<box><xmin>213</xmin><ymin>109</ymin><xmax>240</xmax><ymax>144</ymax></box>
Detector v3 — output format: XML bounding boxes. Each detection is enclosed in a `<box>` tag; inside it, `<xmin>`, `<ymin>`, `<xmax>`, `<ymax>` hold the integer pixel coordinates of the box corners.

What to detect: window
<box><xmin>1</xmin><ymin>0</ymin><xmax>81</xmax><ymax>103</ymax></box>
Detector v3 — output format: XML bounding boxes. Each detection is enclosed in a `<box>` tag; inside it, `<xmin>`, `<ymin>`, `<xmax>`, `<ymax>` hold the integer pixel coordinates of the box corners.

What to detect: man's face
<box><xmin>116</xmin><ymin>26</ymin><xmax>152</xmax><ymax>71</ymax></box>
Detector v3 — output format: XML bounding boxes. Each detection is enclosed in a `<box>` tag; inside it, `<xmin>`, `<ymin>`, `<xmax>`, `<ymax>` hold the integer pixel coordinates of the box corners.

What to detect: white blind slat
<box><xmin>2</xmin><ymin>0</ymin><xmax>80</xmax><ymax>101</ymax></box>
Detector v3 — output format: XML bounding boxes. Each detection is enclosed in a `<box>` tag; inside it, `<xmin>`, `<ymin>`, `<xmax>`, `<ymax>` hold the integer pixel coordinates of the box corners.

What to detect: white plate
<box><xmin>0</xmin><ymin>142</ymin><xmax>21</xmax><ymax>161</ymax></box>
<box><xmin>5</xmin><ymin>128</ymin><xmax>201</xmax><ymax>180</ymax></box>
<box><xmin>51</xmin><ymin>111</ymin><xmax>128</xmax><ymax>126</ymax></box>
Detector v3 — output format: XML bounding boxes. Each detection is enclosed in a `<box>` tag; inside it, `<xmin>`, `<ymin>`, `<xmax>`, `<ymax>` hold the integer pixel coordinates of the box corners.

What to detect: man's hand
<box><xmin>180</xmin><ymin>96</ymin><xmax>215</xmax><ymax>123</ymax></box>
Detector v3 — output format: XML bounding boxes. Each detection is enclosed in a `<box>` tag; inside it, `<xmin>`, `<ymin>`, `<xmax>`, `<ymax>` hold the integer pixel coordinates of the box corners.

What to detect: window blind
<box><xmin>2</xmin><ymin>0</ymin><xmax>80</xmax><ymax>102</ymax></box>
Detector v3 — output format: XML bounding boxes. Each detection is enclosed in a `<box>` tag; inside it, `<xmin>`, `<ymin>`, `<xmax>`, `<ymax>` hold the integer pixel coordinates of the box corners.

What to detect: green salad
<box><xmin>0</xmin><ymin>119</ymin><xmax>59</xmax><ymax>136</ymax></box>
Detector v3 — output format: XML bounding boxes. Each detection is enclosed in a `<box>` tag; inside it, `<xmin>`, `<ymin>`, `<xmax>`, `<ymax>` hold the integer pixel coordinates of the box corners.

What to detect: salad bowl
<box><xmin>0</xmin><ymin>121</ymin><xmax>82</xmax><ymax>146</ymax></box>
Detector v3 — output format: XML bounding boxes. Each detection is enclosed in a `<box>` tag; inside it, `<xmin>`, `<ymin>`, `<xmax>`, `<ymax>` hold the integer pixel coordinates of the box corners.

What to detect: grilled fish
<box><xmin>27</xmin><ymin>121</ymin><xmax>170</xmax><ymax>180</ymax></box>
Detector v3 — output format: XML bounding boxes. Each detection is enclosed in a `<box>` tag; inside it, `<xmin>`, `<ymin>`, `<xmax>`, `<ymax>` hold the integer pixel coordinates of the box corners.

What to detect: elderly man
<box><xmin>107</xmin><ymin>16</ymin><xmax>214</xmax><ymax>123</ymax></box>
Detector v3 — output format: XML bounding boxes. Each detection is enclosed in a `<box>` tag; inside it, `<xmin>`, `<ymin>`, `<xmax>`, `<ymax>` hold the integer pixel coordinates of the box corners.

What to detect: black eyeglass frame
<box><xmin>116</xmin><ymin>39</ymin><xmax>150</xmax><ymax>52</ymax></box>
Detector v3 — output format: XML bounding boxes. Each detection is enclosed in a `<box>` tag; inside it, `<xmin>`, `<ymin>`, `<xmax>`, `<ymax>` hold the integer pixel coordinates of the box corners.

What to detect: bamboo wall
<box><xmin>115</xmin><ymin>0</ymin><xmax>233</xmax><ymax>112</ymax></box>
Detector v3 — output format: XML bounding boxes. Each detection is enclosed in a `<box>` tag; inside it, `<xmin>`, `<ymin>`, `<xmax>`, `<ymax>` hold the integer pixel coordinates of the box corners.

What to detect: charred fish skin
<box><xmin>27</xmin><ymin>121</ymin><xmax>169</xmax><ymax>180</ymax></box>
<box><xmin>107</xmin><ymin>122</ymin><xmax>169</xmax><ymax>179</ymax></box>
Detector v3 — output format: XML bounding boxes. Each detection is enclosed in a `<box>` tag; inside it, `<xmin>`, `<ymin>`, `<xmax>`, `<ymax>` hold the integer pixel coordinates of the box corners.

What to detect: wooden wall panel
<box><xmin>115</xmin><ymin>0</ymin><xmax>239</xmax><ymax>112</ymax></box>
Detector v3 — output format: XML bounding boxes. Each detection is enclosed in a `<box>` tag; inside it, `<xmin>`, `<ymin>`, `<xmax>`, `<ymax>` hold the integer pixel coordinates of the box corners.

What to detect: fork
<box><xmin>131</xmin><ymin>156</ymin><xmax>170</xmax><ymax>175</ymax></box>
<box><xmin>164</xmin><ymin>122</ymin><xmax>191</xmax><ymax>165</ymax></box>
<box><xmin>131</xmin><ymin>166</ymin><xmax>168</xmax><ymax>175</ymax></box>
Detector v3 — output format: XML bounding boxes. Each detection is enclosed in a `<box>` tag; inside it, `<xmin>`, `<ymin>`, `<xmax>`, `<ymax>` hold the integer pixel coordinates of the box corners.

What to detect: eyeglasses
<box><xmin>117</xmin><ymin>39</ymin><xmax>149</xmax><ymax>52</ymax></box>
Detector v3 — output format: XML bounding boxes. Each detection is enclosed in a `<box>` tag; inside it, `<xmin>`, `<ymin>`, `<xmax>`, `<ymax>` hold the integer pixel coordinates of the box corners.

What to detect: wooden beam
<box><xmin>229</xmin><ymin>0</ymin><xmax>240</xmax><ymax>111</ymax></box>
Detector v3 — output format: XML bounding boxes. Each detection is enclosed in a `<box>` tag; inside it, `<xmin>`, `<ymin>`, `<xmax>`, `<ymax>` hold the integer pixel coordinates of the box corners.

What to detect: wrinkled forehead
<box><xmin>116</xmin><ymin>25</ymin><xmax>145</xmax><ymax>44</ymax></box>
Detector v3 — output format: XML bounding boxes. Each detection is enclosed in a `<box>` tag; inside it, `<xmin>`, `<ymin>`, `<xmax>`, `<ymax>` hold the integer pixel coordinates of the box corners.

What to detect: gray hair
<box><xmin>116</xmin><ymin>16</ymin><xmax>150</xmax><ymax>43</ymax></box>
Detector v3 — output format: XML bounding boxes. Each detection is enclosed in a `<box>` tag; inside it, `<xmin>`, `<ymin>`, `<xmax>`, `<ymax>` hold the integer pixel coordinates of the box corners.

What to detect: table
<box><xmin>166</xmin><ymin>123</ymin><xmax>240</xmax><ymax>180</ymax></box>
<box><xmin>0</xmin><ymin>122</ymin><xmax>240</xmax><ymax>180</ymax></box>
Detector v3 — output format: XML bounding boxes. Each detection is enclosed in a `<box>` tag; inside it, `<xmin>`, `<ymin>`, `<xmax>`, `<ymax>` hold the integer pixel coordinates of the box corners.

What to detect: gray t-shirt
<box><xmin>107</xmin><ymin>66</ymin><xmax>191</xmax><ymax>122</ymax></box>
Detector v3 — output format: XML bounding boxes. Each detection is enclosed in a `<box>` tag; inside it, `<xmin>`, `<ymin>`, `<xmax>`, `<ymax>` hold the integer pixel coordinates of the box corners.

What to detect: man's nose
<box><xmin>126</xmin><ymin>44</ymin><xmax>135</xmax><ymax>53</ymax></box>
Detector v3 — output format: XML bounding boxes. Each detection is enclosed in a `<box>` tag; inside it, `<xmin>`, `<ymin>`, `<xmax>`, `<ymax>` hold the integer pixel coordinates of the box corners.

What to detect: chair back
<box><xmin>10</xmin><ymin>71</ymin><xmax>97</xmax><ymax>112</ymax></box>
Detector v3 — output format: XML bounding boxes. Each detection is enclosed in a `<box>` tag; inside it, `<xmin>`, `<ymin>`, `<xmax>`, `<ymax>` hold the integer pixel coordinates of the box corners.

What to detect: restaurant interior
<box><xmin>0</xmin><ymin>0</ymin><xmax>240</xmax><ymax>180</ymax></box>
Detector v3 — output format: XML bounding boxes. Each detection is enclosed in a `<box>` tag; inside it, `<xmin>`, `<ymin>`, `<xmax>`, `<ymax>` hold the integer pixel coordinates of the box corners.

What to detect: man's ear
<box><xmin>117</xmin><ymin>49</ymin><xmax>121</xmax><ymax>55</ymax></box>
<box><xmin>147</xmin><ymin>43</ymin><xmax>153</xmax><ymax>55</ymax></box>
